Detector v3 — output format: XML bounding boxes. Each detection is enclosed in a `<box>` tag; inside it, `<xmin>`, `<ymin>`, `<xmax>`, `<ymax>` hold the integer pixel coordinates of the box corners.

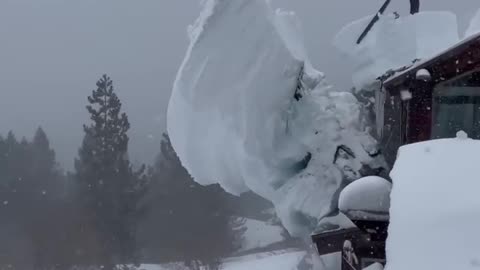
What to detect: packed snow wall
<box><xmin>387</xmin><ymin>133</ymin><xmax>480</xmax><ymax>270</ymax></box>
<box><xmin>167</xmin><ymin>0</ymin><xmax>384</xmax><ymax>237</ymax></box>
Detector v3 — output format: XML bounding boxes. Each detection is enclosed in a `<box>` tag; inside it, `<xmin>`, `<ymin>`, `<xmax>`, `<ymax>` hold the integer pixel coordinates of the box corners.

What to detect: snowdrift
<box><xmin>387</xmin><ymin>133</ymin><xmax>480</xmax><ymax>270</ymax></box>
<box><xmin>167</xmin><ymin>0</ymin><xmax>383</xmax><ymax>236</ymax></box>
<box><xmin>139</xmin><ymin>250</ymin><xmax>308</xmax><ymax>270</ymax></box>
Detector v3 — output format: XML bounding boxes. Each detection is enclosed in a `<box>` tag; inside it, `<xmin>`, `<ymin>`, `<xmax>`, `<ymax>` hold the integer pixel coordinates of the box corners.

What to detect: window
<box><xmin>432</xmin><ymin>71</ymin><xmax>480</xmax><ymax>139</ymax></box>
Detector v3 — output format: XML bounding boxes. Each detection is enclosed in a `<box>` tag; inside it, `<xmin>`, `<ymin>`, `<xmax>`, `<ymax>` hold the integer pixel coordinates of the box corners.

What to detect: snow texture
<box><xmin>339</xmin><ymin>176</ymin><xmax>391</xmax><ymax>221</ymax></box>
<box><xmin>139</xmin><ymin>250</ymin><xmax>307</xmax><ymax>270</ymax></box>
<box><xmin>387</xmin><ymin>135</ymin><xmax>480</xmax><ymax>270</ymax></box>
<box><xmin>167</xmin><ymin>0</ymin><xmax>384</xmax><ymax>237</ymax></box>
<box><xmin>364</xmin><ymin>263</ymin><xmax>384</xmax><ymax>270</ymax></box>
<box><xmin>238</xmin><ymin>218</ymin><xmax>285</xmax><ymax>252</ymax></box>
<box><xmin>222</xmin><ymin>250</ymin><xmax>306</xmax><ymax>270</ymax></box>
<box><xmin>334</xmin><ymin>11</ymin><xmax>459</xmax><ymax>88</ymax></box>
<box><xmin>465</xmin><ymin>8</ymin><xmax>480</xmax><ymax>38</ymax></box>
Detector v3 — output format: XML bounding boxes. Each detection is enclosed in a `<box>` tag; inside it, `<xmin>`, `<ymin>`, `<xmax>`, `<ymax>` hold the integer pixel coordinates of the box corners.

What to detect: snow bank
<box><xmin>238</xmin><ymin>218</ymin><xmax>285</xmax><ymax>252</ymax></box>
<box><xmin>465</xmin><ymin>8</ymin><xmax>480</xmax><ymax>38</ymax></box>
<box><xmin>339</xmin><ymin>176</ymin><xmax>391</xmax><ymax>221</ymax></box>
<box><xmin>364</xmin><ymin>263</ymin><xmax>384</xmax><ymax>270</ymax></box>
<box><xmin>387</xmin><ymin>134</ymin><xmax>480</xmax><ymax>270</ymax></box>
<box><xmin>139</xmin><ymin>264</ymin><xmax>185</xmax><ymax>270</ymax></box>
<box><xmin>168</xmin><ymin>0</ymin><xmax>384</xmax><ymax>237</ymax></box>
<box><xmin>140</xmin><ymin>250</ymin><xmax>307</xmax><ymax>270</ymax></box>
<box><xmin>222</xmin><ymin>250</ymin><xmax>306</xmax><ymax>270</ymax></box>
<box><xmin>334</xmin><ymin>12</ymin><xmax>459</xmax><ymax>88</ymax></box>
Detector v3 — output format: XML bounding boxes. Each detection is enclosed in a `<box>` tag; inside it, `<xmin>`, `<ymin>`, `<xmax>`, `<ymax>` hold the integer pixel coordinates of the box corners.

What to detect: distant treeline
<box><xmin>0</xmin><ymin>75</ymin><xmax>274</xmax><ymax>270</ymax></box>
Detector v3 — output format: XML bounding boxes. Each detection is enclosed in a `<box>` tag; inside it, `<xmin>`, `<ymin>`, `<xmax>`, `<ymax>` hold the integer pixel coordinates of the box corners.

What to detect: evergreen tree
<box><xmin>0</xmin><ymin>129</ymin><xmax>70</xmax><ymax>270</ymax></box>
<box><xmin>139</xmin><ymin>133</ymin><xmax>242</xmax><ymax>269</ymax></box>
<box><xmin>74</xmin><ymin>74</ymin><xmax>147</xmax><ymax>269</ymax></box>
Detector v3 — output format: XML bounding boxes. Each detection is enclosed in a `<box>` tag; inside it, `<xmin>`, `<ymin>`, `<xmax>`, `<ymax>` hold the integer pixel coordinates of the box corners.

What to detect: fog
<box><xmin>0</xmin><ymin>0</ymin><xmax>478</xmax><ymax>169</ymax></box>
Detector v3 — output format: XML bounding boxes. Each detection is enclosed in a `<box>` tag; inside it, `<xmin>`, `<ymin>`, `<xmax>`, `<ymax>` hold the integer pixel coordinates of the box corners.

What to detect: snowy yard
<box><xmin>138</xmin><ymin>250</ymin><xmax>307</xmax><ymax>270</ymax></box>
<box><xmin>237</xmin><ymin>218</ymin><xmax>286</xmax><ymax>252</ymax></box>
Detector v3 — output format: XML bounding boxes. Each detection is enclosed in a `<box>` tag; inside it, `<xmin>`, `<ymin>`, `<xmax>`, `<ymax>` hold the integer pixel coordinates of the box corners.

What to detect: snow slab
<box><xmin>339</xmin><ymin>176</ymin><xmax>391</xmax><ymax>221</ymax></box>
<box><xmin>465</xmin><ymin>8</ymin><xmax>480</xmax><ymax>38</ymax></box>
<box><xmin>333</xmin><ymin>11</ymin><xmax>459</xmax><ymax>88</ymax></box>
<box><xmin>168</xmin><ymin>0</ymin><xmax>384</xmax><ymax>237</ymax></box>
<box><xmin>238</xmin><ymin>218</ymin><xmax>286</xmax><ymax>252</ymax></box>
<box><xmin>387</xmin><ymin>135</ymin><xmax>480</xmax><ymax>270</ymax></box>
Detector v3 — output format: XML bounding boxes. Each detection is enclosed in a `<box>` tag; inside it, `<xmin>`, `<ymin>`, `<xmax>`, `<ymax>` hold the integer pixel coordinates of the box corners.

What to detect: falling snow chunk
<box><xmin>167</xmin><ymin>0</ymin><xmax>383</xmax><ymax>236</ymax></box>
<box><xmin>3</xmin><ymin>201</ymin><xmax>8</xmax><ymax>205</ymax></box>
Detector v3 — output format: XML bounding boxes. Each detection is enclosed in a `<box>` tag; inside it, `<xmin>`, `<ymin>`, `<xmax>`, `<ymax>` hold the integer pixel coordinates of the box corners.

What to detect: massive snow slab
<box><xmin>167</xmin><ymin>0</ymin><xmax>383</xmax><ymax>236</ymax></box>
<box><xmin>466</xmin><ymin>8</ymin><xmax>480</xmax><ymax>38</ymax></box>
<box><xmin>334</xmin><ymin>12</ymin><xmax>459</xmax><ymax>88</ymax></box>
<box><xmin>387</xmin><ymin>134</ymin><xmax>480</xmax><ymax>270</ymax></box>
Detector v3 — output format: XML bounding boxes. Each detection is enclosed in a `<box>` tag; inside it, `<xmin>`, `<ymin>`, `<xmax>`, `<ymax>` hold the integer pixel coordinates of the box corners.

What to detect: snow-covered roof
<box><xmin>384</xmin><ymin>32</ymin><xmax>480</xmax><ymax>88</ymax></box>
<box><xmin>334</xmin><ymin>11</ymin><xmax>460</xmax><ymax>89</ymax></box>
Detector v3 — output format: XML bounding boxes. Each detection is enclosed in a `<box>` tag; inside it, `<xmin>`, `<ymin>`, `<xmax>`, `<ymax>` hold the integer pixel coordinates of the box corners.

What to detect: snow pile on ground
<box><xmin>238</xmin><ymin>218</ymin><xmax>285</xmax><ymax>252</ymax></box>
<box><xmin>364</xmin><ymin>263</ymin><xmax>384</xmax><ymax>270</ymax></box>
<box><xmin>387</xmin><ymin>132</ymin><xmax>480</xmax><ymax>270</ymax></box>
<box><xmin>138</xmin><ymin>263</ymin><xmax>186</xmax><ymax>270</ymax></box>
<box><xmin>465</xmin><ymin>8</ymin><xmax>480</xmax><ymax>38</ymax></box>
<box><xmin>339</xmin><ymin>176</ymin><xmax>391</xmax><ymax>221</ymax></box>
<box><xmin>167</xmin><ymin>0</ymin><xmax>384</xmax><ymax>237</ymax></box>
<box><xmin>139</xmin><ymin>250</ymin><xmax>307</xmax><ymax>270</ymax></box>
<box><xmin>222</xmin><ymin>250</ymin><xmax>307</xmax><ymax>270</ymax></box>
<box><xmin>334</xmin><ymin>11</ymin><xmax>459</xmax><ymax>88</ymax></box>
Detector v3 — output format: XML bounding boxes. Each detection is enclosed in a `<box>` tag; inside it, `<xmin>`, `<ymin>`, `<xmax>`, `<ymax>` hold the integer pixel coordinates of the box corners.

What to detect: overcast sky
<box><xmin>1</xmin><ymin>0</ymin><xmax>478</xmax><ymax>169</ymax></box>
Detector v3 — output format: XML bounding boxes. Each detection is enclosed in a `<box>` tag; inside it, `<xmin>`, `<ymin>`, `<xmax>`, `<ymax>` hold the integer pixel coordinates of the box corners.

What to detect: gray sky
<box><xmin>0</xmin><ymin>0</ymin><xmax>478</xmax><ymax>169</ymax></box>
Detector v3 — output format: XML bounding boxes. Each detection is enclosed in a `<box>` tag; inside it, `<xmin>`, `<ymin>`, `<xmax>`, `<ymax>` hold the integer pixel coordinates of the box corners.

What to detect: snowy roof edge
<box><xmin>383</xmin><ymin>32</ymin><xmax>480</xmax><ymax>87</ymax></box>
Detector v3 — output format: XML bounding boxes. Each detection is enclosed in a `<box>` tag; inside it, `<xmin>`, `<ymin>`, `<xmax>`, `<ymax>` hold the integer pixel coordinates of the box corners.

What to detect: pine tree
<box><xmin>0</xmin><ymin>129</ymin><xmax>70</xmax><ymax>270</ymax></box>
<box><xmin>74</xmin><ymin>74</ymin><xmax>147</xmax><ymax>269</ymax></box>
<box><xmin>139</xmin><ymin>133</ymin><xmax>241</xmax><ymax>269</ymax></box>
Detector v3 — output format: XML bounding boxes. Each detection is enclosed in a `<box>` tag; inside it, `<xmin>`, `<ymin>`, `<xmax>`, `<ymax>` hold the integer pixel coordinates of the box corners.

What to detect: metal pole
<box><xmin>356</xmin><ymin>0</ymin><xmax>392</xmax><ymax>44</ymax></box>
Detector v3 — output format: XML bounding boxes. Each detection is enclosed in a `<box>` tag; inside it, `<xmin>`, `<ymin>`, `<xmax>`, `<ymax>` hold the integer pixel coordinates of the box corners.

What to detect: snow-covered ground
<box><xmin>237</xmin><ymin>218</ymin><xmax>286</xmax><ymax>252</ymax></box>
<box><xmin>387</xmin><ymin>132</ymin><xmax>480</xmax><ymax>270</ymax></box>
<box><xmin>222</xmin><ymin>250</ymin><xmax>307</xmax><ymax>270</ymax></box>
<box><xmin>138</xmin><ymin>250</ymin><xmax>307</xmax><ymax>270</ymax></box>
